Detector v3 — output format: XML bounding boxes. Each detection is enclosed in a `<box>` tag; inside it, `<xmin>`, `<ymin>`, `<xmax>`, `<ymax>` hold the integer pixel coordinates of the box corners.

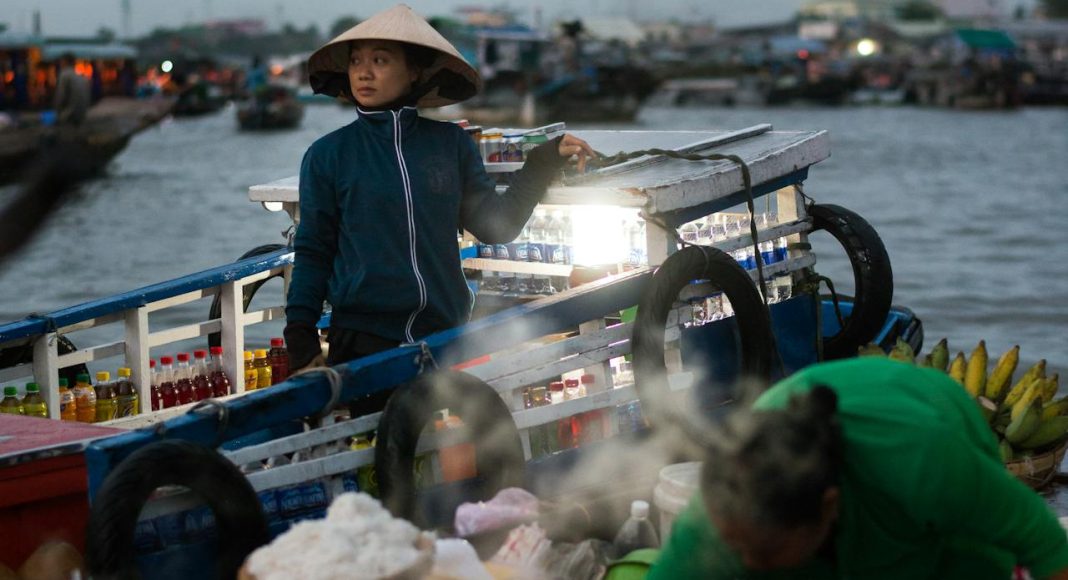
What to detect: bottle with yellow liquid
<box><xmin>253</xmin><ymin>349</ymin><xmax>272</xmax><ymax>390</ymax></box>
<box><xmin>73</xmin><ymin>373</ymin><xmax>97</xmax><ymax>423</ymax></box>
<box><xmin>114</xmin><ymin>367</ymin><xmax>139</xmax><ymax>417</ymax></box>
<box><xmin>94</xmin><ymin>371</ymin><xmax>117</xmax><ymax>423</ymax></box>
<box><xmin>21</xmin><ymin>383</ymin><xmax>48</xmax><ymax>418</ymax></box>
<box><xmin>243</xmin><ymin>350</ymin><xmax>258</xmax><ymax>391</ymax></box>
<box><xmin>58</xmin><ymin>378</ymin><xmax>76</xmax><ymax>421</ymax></box>
<box><xmin>0</xmin><ymin>386</ymin><xmax>24</xmax><ymax>415</ymax></box>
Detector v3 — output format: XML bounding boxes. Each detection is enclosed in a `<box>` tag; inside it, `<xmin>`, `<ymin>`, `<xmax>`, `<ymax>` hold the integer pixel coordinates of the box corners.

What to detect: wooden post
<box><xmin>220</xmin><ymin>280</ymin><xmax>245</xmax><ymax>393</ymax></box>
<box><xmin>777</xmin><ymin>185</ymin><xmax>808</xmax><ymax>285</ymax></box>
<box><xmin>124</xmin><ymin>307</ymin><xmax>151</xmax><ymax>414</ymax></box>
<box><xmin>32</xmin><ymin>333</ymin><xmax>60</xmax><ymax>420</ymax></box>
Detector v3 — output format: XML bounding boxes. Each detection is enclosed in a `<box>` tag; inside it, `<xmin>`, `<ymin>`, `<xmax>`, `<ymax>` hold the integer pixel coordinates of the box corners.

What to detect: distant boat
<box><xmin>0</xmin><ymin>96</ymin><xmax>174</xmax><ymax>185</ymax></box>
<box><xmin>236</xmin><ymin>85</ymin><xmax>304</xmax><ymax>131</ymax></box>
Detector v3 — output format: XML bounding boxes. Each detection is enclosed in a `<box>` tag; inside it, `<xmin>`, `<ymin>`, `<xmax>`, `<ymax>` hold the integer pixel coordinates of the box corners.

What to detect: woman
<box><xmin>650</xmin><ymin>357</ymin><xmax>1068</xmax><ymax>579</ymax></box>
<box><xmin>283</xmin><ymin>5</ymin><xmax>595</xmax><ymax>410</ymax></box>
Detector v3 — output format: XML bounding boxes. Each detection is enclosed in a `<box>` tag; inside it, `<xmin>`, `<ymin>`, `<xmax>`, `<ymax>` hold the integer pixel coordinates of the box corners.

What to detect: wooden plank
<box><xmin>57</xmin><ymin>341</ymin><xmax>125</xmax><ymax>367</ymax></box>
<box><xmin>483</xmin><ymin>332</ymin><xmax>633</xmax><ymax>394</ymax></box>
<box><xmin>242</xmin><ymin>306</ymin><xmax>285</xmax><ymax>326</ymax></box>
<box><xmin>462</xmin><ymin>258</ymin><xmax>572</xmax><ymax>277</ymax></box>
<box><xmin>465</xmin><ymin>323</ymin><xmax>631</xmax><ymax>385</ymax></box>
<box><xmin>143</xmin><ymin>288</ymin><xmax>218</xmax><ymax>314</ymax></box>
<box><xmin>32</xmin><ymin>334</ymin><xmax>59</xmax><ymax>420</ymax></box>
<box><xmin>220</xmin><ymin>281</ymin><xmax>245</xmax><ymax>393</ymax></box>
<box><xmin>225</xmin><ymin>413</ymin><xmax>381</xmax><ymax>466</ymax></box>
<box><xmin>125</xmin><ymin>308</ymin><xmax>151</xmax><ymax>416</ymax></box>
<box><xmin>245</xmin><ymin>447</ymin><xmax>374</xmax><ymax>492</ymax></box>
<box><xmin>0</xmin><ymin>363</ymin><xmax>32</xmax><ymax>384</ymax></box>
<box><xmin>147</xmin><ymin>320</ymin><xmax>223</xmax><ymax>347</ymax></box>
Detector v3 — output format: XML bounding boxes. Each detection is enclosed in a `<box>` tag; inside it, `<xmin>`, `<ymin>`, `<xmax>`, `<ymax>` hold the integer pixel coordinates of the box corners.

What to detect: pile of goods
<box><xmin>863</xmin><ymin>339</ymin><xmax>1067</xmax><ymax>486</ymax></box>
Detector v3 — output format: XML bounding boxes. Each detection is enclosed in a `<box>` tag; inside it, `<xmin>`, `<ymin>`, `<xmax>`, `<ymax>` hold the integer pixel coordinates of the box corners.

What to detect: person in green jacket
<box><xmin>649</xmin><ymin>357</ymin><xmax>1068</xmax><ymax>579</ymax></box>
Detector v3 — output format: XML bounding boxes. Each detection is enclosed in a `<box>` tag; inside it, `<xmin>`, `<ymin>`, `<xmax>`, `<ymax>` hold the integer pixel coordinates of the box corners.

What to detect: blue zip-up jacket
<box><xmin>286</xmin><ymin>106</ymin><xmax>565</xmax><ymax>343</ymax></box>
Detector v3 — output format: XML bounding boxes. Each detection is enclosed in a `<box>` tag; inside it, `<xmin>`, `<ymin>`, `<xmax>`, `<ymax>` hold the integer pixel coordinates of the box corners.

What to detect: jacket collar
<box><xmin>356</xmin><ymin>105</ymin><xmax>419</xmax><ymax>137</ymax></box>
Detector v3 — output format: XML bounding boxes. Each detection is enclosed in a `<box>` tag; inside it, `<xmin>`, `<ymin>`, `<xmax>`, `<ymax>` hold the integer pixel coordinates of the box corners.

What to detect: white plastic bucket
<box><xmin>652</xmin><ymin>461</ymin><xmax>701</xmax><ymax>543</ymax></box>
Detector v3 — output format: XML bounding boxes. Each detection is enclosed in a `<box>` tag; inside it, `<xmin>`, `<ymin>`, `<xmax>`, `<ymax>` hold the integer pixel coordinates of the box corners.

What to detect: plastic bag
<box><xmin>455</xmin><ymin>487</ymin><xmax>540</xmax><ymax>537</ymax></box>
<box><xmin>432</xmin><ymin>539</ymin><xmax>492</xmax><ymax>580</ymax></box>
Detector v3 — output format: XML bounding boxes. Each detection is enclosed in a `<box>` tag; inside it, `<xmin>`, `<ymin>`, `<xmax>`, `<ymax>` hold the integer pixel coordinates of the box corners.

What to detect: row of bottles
<box><xmin>151</xmin><ymin>347</ymin><xmax>230</xmax><ymax>411</ymax></box>
<box><xmin>477</xmin><ymin>208</ymin><xmax>574</xmax><ymax>296</ymax></box>
<box><xmin>0</xmin><ymin>383</ymin><xmax>48</xmax><ymax>417</ymax></box>
<box><xmin>242</xmin><ymin>338</ymin><xmax>290</xmax><ymax>392</ymax></box>
<box><xmin>522</xmin><ymin>373</ymin><xmax>609</xmax><ymax>458</ymax></box>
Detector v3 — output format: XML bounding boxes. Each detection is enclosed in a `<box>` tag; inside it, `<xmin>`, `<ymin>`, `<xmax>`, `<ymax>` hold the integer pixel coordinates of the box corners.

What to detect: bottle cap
<box><xmin>3</xmin><ymin>386</ymin><xmax>16</xmax><ymax>397</ymax></box>
<box><xmin>549</xmin><ymin>381</ymin><xmax>564</xmax><ymax>392</ymax></box>
<box><xmin>565</xmin><ymin>378</ymin><xmax>580</xmax><ymax>388</ymax></box>
<box><xmin>210</xmin><ymin>346</ymin><xmax>224</xmax><ymax>355</ymax></box>
<box><xmin>150</xmin><ymin>359</ymin><xmax>156</xmax><ymax>368</ymax></box>
<box><xmin>177</xmin><ymin>353</ymin><xmax>190</xmax><ymax>362</ymax></box>
<box><xmin>59</xmin><ymin>378</ymin><xmax>69</xmax><ymax>387</ymax></box>
<box><xmin>270</xmin><ymin>337</ymin><xmax>285</xmax><ymax>348</ymax></box>
<box><xmin>96</xmin><ymin>371</ymin><xmax>110</xmax><ymax>382</ymax></box>
<box><xmin>76</xmin><ymin>373</ymin><xmax>91</xmax><ymax>383</ymax></box>
<box><xmin>254</xmin><ymin>349</ymin><xmax>268</xmax><ymax>358</ymax></box>
<box><xmin>26</xmin><ymin>382</ymin><xmax>39</xmax><ymax>393</ymax></box>
<box><xmin>631</xmin><ymin>500</ymin><xmax>649</xmax><ymax>519</ymax></box>
<box><xmin>160</xmin><ymin>356</ymin><xmax>173</xmax><ymax>365</ymax></box>
<box><xmin>193</xmin><ymin>349</ymin><xmax>207</xmax><ymax>359</ymax></box>
<box><xmin>244</xmin><ymin>351</ymin><xmax>254</xmax><ymax>361</ymax></box>
<box><xmin>580</xmin><ymin>374</ymin><xmax>595</xmax><ymax>385</ymax></box>
<box><xmin>117</xmin><ymin>368</ymin><xmax>131</xmax><ymax>378</ymax></box>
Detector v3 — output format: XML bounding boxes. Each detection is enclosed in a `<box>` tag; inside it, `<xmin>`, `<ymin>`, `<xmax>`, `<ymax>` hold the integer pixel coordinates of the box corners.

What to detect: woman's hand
<box><xmin>558</xmin><ymin>134</ymin><xmax>598</xmax><ymax>173</ymax></box>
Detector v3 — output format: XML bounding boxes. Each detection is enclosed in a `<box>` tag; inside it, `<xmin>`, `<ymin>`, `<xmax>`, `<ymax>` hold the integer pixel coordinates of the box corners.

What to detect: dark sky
<box><xmin>5</xmin><ymin>0</ymin><xmax>807</xmax><ymax>37</ymax></box>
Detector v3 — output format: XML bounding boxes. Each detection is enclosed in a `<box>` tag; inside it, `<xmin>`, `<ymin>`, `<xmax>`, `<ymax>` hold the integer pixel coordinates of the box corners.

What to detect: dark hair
<box><xmin>402</xmin><ymin>43</ymin><xmax>438</xmax><ymax>72</ymax></box>
<box><xmin>700</xmin><ymin>385</ymin><xmax>842</xmax><ymax>527</ymax></box>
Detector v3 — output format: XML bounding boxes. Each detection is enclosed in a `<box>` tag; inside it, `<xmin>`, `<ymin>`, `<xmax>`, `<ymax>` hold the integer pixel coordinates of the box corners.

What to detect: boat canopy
<box><xmin>41</xmin><ymin>42</ymin><xmax>138</xmax><ymax>61</ymax></box>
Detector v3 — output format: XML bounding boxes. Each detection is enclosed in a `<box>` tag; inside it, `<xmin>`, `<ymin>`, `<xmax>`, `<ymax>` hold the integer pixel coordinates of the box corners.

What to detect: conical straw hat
<box><xmin>307</xmin><ymin>4</ymin><xmax>481</xmax><ymax>108</ymax></box>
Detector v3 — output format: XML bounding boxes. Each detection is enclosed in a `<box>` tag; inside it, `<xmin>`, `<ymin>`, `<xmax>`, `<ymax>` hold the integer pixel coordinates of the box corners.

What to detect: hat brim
<box><xmin>306</xmin><ymin>5</ymin><xmax>481</xmax><ymax>108</ymax></box>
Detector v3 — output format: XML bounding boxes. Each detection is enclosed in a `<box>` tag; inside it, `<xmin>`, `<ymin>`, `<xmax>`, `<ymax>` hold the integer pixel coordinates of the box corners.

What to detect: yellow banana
<box><xmin>857</xmin><ymin>343</ymin><xmax>885</xmax><ymax>357</ymax></box>
<box><xmin>983</xmin><ymin>345</ymin><xmax>1018</xmax><ymax>403</ymax></box>
<box><xmin>1018</xmin><ymin>416</ymin><xmax>1068</xmax><ymax>450</ymax></box>
<box><xmin>1004</xmin><ymin>359</ymin><xmax>1046</xmax><ymax>408</ymax></box>
<box><xmin>889</xmin><ymin>338</ymin><xmax>915</xmax><ymax>364</ymax></box>
<box><xmin>1005</xmin><ymin>398</ymin><xmax>1043</xmax><ymax>445</ymax></box>
<box><xmin>948</xmin><ymin>352</ymin><xmax>967</xmax><ymax>386</ymax></box>
<box><xmin>1011</xmin><ymin>380</ymin><xmax>1043</xmax><ymax>422</ymax></box>
<box><xmin>930</xmin><ymin>338</ymin><xmax>949</xmax><ymax>372</ymax></box>
<box><xmin>963</xmin><ymin>340</ymin><xmax>987</xmax><ymax>397</ymax></box>
<box><xmin>1038</xmin><ymin>373</ymin><xmax>1060</xmax><ymax>404</ymax></box>
<box><xmin>1042</xmin><ymin>396</ymin><xmax>1068</xmax><ymax>420</ymax></box>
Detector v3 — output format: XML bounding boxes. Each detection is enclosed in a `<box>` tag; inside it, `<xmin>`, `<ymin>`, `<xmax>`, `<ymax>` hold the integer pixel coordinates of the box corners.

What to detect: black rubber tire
<box><xmin>207</xmin><ymin>244</ymin><xmax>286</xmax><ymax>348</ymax></box>
<box><xmin>0</xmin><ymin>334</ymin><xmax>89</xmax><ymax>388</ymax></box>
<box><xmin>86</xmin><ymin>440</ymin><xmax>269</xmax><ymax>580</ymax></box>
<box><xmin>809</xmin><ymin>204</ymin><xmax>894</xmax><ymax>360</ymax></box>
<box><xmin>374</xmin><ymin>370</ymin><xmax>525</xmax><ymax>527</ymax></box>
<box><xmin>631</xmin><ymin>245</ymin><xmax>774</xmax><ymax>425</ymax></box>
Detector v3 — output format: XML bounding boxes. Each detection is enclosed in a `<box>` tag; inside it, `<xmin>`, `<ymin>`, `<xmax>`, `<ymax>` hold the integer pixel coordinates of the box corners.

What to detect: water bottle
<box><xmin>612</xmin><ymin>500</ymin><xmax>660</xmax><ymax>558</ymax></box>
<box><xmin>624</xmin><ymin>215</ymin><xmax>646</xmax><ymax>268</ymax></box>
<box><xmin>558</xmin><ymin>211</ymin><xmax>574</xmax><ymax>266</ymax></box>
<box><xmin>774</xmin><ymin>236</ymin><xmax>789</xmax><ymax>263</ymax></box>
<box><xmin>494</xmin><ymin>241</ymin><xmax>514</xmax><ymax>293</ymax></box>
<box><xmin>680</xmin><ymin>219</ymin><xmax>700</xmax><ymax>246</ymax></box>
<box><xmin>528</xmin><ymin>210</ymin><xmax>550</xmax><ymax>294</ymax></box>
<box><xmin>514</xmin><ymin>218</ymin><xmax>532</xmax><ymax>294</ymax></box>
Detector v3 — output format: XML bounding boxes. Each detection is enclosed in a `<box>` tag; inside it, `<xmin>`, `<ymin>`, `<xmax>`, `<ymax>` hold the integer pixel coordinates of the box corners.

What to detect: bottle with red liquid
<box><xmin>149</xmin><ymin>358</ymin><xmax>160</xmax><ymax>411</ymax></box>
<box><xmin>175</xmin><ymin>353</ymin><xmax>195</xmax><ymax>405</ymax></box>
<box><xmin>192</xmin><ymin>349</ymin><xmax>212</xmax><ymax>401</ymax></box>
<box><xmin>158</xmin><ymin>356</ymin><xmax>178</xmax><ymax>408</ymax></box>
<box><xmin>209</xmin><ymin>346</ymin><xmax>231</xmax><ymax>397</ymax></box>
<box><xmin>578</xmin><ymin>374</ymin><xmax>605</xmax><ymax>444</ymax></box>
<box><xmin>268</xmin><ymin>337</ymin><xmax>289</xmax><ymax>385</ymax></box>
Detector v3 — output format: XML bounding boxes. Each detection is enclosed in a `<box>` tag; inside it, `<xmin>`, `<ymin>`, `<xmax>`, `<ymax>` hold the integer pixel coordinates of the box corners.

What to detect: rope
<box><xmin>399</xmin><ymin>341</ymin><xmax>438</xmax><ymax>374</ymax></box>
<box><xmin>288</xmin><ymin>365</ymin><xmax>343</xmax><ymax>420</ymax></box>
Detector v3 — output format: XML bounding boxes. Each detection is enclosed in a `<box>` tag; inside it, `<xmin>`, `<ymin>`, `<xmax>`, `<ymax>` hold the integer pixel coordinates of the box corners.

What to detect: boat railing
<box><xmin>0</xmin><ymin>248</ymin><xmax>294</xmax><ymax>421</ymax></box>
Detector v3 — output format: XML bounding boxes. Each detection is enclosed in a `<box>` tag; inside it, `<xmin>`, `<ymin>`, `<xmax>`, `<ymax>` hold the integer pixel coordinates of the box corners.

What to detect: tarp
<box><xmin>955</xmin><ymin>28</ymin><xmax>1016</xmax><ymax>50</ymax></box>
<box><xmin>41</xmin><ymin>42</ymin><xmax>138</xmax><ymax>61</ymax></box>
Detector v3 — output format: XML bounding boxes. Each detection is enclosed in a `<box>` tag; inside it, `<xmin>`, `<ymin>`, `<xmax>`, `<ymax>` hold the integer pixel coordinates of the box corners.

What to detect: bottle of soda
<box><xmin>209</xmin><ymin>346</ymin><xmax>231</xmax><ymax>397</ymax></box>
<box><xmin>548</xmin><ymin>380</ymin><xmax>565</xmax><ymax>405</ymax></box>
<box><xmin>158</xmin><ymin>356</ymin><xmax>178</xmax><ymax>409</ymax></box>
<box><xmin>149</xmin><ymin>359</ymin><xmax>160</xmax><ymax>411</ymax></box>
<box><xmin>579</xmin><ymin>374</ymin><xmax>605</xmax><ymax>444</ymax></box>
<box><xmin>175</xmin><ymin>353</ymin><xmax>195</xmax><ymax>405</ymax></box>
<box><xmin>612</xmin><ymin>500</ymin><xmax>660</xmax><ymax>558</ymax></box>
<box><xmin>73</xmin><ymin>373</ymin><xmax>97</xmax><ymax>423</ymax></box>
<box><xmin>0</xmin><ymin>386</ymin><xmax>24</xmax><ymax>415</ymax></box>
<box><xmin>268</xmin><ymin>338</ymin><xmax>289</xmax><ymax>385</ymax></box>
<box><xmin>192</xmin><ymin>350</ymin><xmax>212</xmax><ymax>401</ymax></box>
<box><xmin>528</xmin><ymin>386</ymin><xmax>551</xmax><ymax>458</ymax></box>
<box><xmin>59</xmin><ymin>378</ymin><xmax>76</xmax><ymax>421</ymax></box>
<box><xmin>253</xmin><ymin>349</ymin><xmax>272</xmax><ymax>389</ymax></box>
<box><xmin>94</xmin><ymin>371</ymin><xmax>117</xmax><ymax>423</ymax></box>
<box><xmin>114</xmin><ymin>367</ymin><xmax>139</xmax><ymax>417</ymax></box>
<box><xmin>243</xmin><ymin>351</ymin><xmax>258</xmax><ymax>391</ymax></box>
<box><xmin>22</xmin><ymin>383</ymin><xmax>48</xmax><ymax>418</ymax></box>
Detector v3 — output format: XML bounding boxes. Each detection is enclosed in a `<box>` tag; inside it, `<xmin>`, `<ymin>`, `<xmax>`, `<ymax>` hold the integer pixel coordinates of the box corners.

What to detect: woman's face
<box><xmin>348</xmin><ymin>40</ymin><xmax>419</xmax><ymax>108</ymax></box>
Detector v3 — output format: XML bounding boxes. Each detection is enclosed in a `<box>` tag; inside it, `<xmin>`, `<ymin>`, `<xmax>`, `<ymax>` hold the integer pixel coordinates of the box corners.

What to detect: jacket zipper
<box><xmin>392</xmin><ymin>110</ymin><xmax>428</xmax><ymax>343</ymax></box>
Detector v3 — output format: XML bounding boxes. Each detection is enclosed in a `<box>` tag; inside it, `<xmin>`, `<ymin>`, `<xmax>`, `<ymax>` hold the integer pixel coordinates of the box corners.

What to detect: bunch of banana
<box><xmin>874</xmin><ymin>338</ymin><xmax>1068</xmax><ymax>461</ymax></box>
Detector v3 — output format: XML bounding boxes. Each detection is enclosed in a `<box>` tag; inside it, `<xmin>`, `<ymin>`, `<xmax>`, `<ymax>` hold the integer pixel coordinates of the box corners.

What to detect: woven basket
<box><xmin>1005</xmin><ymin>440</ymin><xmax>1068</xmax><ymax>490</ymax></box>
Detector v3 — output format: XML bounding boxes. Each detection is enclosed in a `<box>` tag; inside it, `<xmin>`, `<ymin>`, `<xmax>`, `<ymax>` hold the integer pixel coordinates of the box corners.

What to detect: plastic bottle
<box><xmin>243</xmin><ymin>351</ymin><xmax>258</xmax><ymax>391</ymax></box>
<box><xmin>0</xmin><ymin>386</ymin><xmax>23</xmax><ymax>415</ymax></box>
<box><xmin>612</xmin><ymin>500</ymin><xmax>660</xmax><ymax>558</ymax></box>
<box><xmin>514</xmin><ymin>218</ymin><xmax>533</xmax><ymax>294</ymax></box>
<box><xmin>579</xmin><ymin>374</ymin><xmax>605</xmax><ymax>444</ymax></box>
<box><xmin>22</xmin><ymin>383</ymin><xmax>48</xmax><ymax>418</ymax></box>
<box><xmin>680</xmin><ymin>220</ymin><xmax>700</xmax><ymax>246</ymax></box>
<box><xmin>527</xmin><ymin>210</ymin><xmax>549</xmax><ymax>294</ymax></box>
<box><xmin>564</xmin><ymin>378</ymin><xmax>582</xmax><ymax>400</ymax></box>
<box><xmin>94</xmin><ymin>371</ymin><xmax>117</xmax><ymax>423</ymax></box>
<box><xmin>158</xmin><ymin>356</ymin><xmax>178</xmax><ymax>409</ymax></box>
<box><xmin>149</xmin><ymin>358</ymin><xmax>159</xmax><ymax>411</ymax></box>
<box><xmin>548</xmin><ymin>380</ymin><xmax>565</xmax><ymax>405</ymax></box>
<box><xmin>73</xmin><ymin>373</ymin><xmax>97</xmax><ymax>423</ymax></box>
<box><xmin>192</xmin><ymin>350</ymin><xmax>212</xmax><ymax>401</ymax></box>
<box><xmin>59</xmin><ymin>378</ymin><xmax>76</xmax><ymax>421</ymax></box>
<box><xmin>114</xmin><ymin>367</ymin><xmax>139</xmax><ymax>417</ymax></box>
<box><xmin>435</xmin><ymin>411</ymin><xmax>477</xmax><ymax>483</ymax></box>
<box><xmin>268</xmin><ymin>338</ymin><xmax>289</xmax><ymax>385</ymax></box>
<box><xmin>175</xmin><ymin>353</ymin><xmax>195</xmax><ymax>405</ymax></box>
<box><xmin>253</xmin><ymin>349</ymin><xmax>272</xmax><ymax>389</ymax></box>
<box><xmin>528</xmin><ymin>386</ymin><xmax>552</xmax><ymax>458</ymax></box>
<box><xmin>209</xmin><ymin>346</ymin><xmax>231</xmax><ymax>397</ymax></box>
<box><xmin>494</xmin><ymin>240</ymin><xmax>514</xmax><ymax>293</ymax></box>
